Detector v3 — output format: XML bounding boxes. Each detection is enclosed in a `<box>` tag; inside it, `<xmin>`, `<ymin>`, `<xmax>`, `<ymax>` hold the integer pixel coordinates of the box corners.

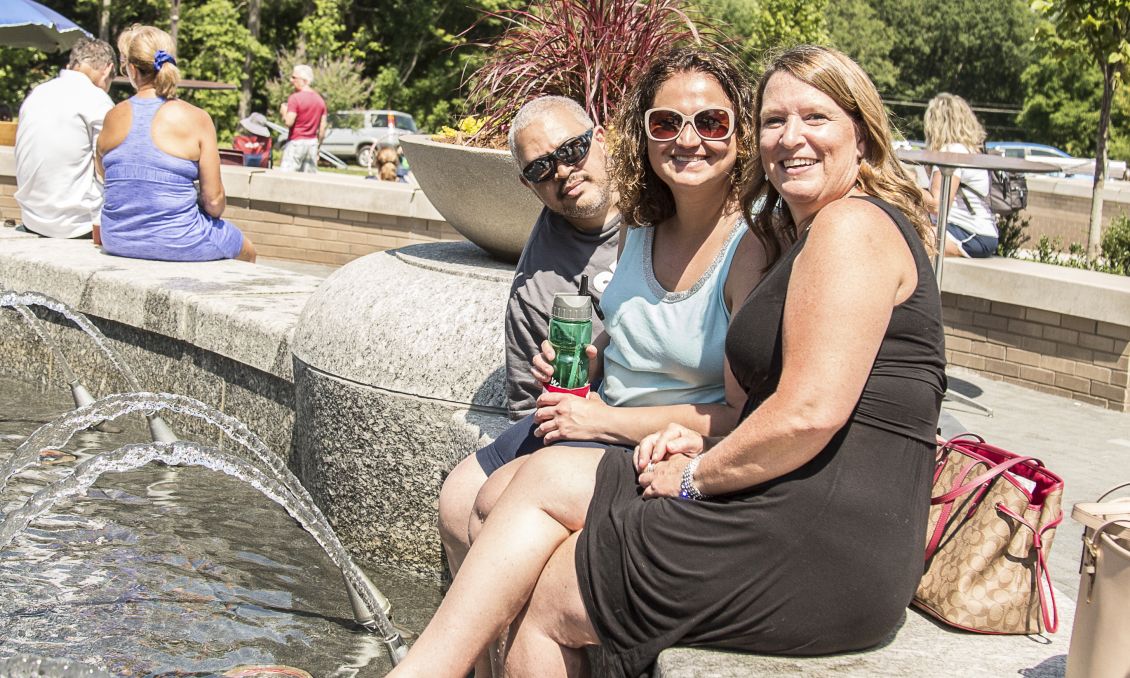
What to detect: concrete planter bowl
<box><xmin>400</xmin><ymin>133</ymin><xmax>542</xmax><ymax>263</ymax></box>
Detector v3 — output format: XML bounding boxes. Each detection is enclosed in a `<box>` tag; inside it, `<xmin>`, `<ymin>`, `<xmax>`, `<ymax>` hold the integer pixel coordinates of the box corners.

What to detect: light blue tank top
<box><xmin>599</xmin><ymin>220</ymin><xmax>746</xmax><ymax>407</ymax></box>
<box><xmin>100</xmin><ymin>96</ymin><xmax>244</xmax><ymax>262</ymax></box>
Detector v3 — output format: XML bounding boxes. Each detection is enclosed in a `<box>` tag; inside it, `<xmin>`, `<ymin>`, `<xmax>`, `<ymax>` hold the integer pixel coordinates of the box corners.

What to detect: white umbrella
<box><xmin>0</xmin><ymin>0</ymin><xmax>91</xmax><ymax>53</ymax></box>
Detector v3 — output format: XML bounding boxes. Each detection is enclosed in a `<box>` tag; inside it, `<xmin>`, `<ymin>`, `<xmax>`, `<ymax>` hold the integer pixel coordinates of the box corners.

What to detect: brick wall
<box><xmin>0</xmin><ymin>176</ymin><xmax>19</xmax><ymax>223</ymax></box>
<box><xmin>943</xmin><ymin>292</ymin><xmax>1130</xmax><ymax>412</ymax></box>
<box><xmin>0</xmin><ymin>174</ymin><xmax>467</xmax><ymax>265</ymax></box>
<box><xmin>224</xmin><ymin>197</ymin><xmax>464</xmax><ymax>267</ymax></box>
<box><xmin>1023</xmin><ymin>181</ymin><xmax>1130</xmax><ymax>246</ymax></box>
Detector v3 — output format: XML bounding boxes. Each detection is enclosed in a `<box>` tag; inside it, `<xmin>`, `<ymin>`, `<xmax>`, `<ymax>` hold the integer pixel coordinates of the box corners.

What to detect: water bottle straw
<box><xmin>568</xmin><ymin>276</ymin><xmax>589</xmax><ymax>388</ymax></box>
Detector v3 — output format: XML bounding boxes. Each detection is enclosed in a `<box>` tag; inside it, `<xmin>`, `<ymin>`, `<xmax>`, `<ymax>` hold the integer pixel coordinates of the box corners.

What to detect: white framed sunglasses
<box><xmin>644</xmin><ymin>107</ymin><xmax>736</xmax><ymax>142</ymax></box>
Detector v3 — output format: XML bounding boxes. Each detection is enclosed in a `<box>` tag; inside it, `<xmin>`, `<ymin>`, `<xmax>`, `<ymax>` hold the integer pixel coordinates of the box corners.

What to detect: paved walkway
<box><xmin>941</xmin><ymin>366</ymin><xmax>1130</xmax><ymax>598</ymax></box>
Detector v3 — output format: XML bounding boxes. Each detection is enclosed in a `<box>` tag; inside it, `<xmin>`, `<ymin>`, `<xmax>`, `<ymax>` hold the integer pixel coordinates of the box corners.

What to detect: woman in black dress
<box><xmin>389</xmin><ymin>45</ymin><xmax>945</xmax><ymax>678</ymax></box>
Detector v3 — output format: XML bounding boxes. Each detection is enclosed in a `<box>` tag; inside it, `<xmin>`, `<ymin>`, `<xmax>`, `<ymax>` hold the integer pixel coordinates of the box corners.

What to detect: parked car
<box><xmin>986</xmin><ymin>141</ymin><xmax>1127</xmax><ymax>180</ymax></box>
<box><xmin>321</xmin><ymin>110</ymin><xmax>418</xmax><ymax>167</ymax></box>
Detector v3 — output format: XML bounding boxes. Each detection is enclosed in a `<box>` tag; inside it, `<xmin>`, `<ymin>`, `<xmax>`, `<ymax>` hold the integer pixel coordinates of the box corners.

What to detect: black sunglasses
<box><xmin>521</xmin><ymin>129</ymin><xmax>594</xmax><ymax>183</ymax></box>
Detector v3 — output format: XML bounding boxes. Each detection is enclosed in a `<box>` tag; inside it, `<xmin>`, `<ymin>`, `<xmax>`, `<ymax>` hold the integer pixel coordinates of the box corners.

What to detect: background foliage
<box><xmin>0</xmin><ymin>0</ymin><xmax>1126</xmax><ymax>163</ymax></box>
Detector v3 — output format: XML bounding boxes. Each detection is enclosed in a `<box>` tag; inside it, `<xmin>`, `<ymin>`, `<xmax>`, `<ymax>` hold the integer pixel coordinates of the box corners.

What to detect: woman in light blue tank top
<box><xmin>97</xmin><ymin>25</ymin><xmax>254</xmax><ymax>263</ymax></box>
<box><xmin>598</xmin><ymin>220</ymin><xmax>745</xmax><ymax>408</ymax></box>
<box><xmin>525</xmin><ymin>51</ymin><xmax>777</xmax><ymax>448</ymax></box>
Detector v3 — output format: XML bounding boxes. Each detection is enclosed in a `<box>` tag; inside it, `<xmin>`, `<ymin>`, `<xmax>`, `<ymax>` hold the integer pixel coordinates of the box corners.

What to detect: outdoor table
<box><xmin>896</xmin><ymin>149</ymin><xmax>1059</xmax><ymax>284</ymax></box>
<box><xmin>897</xmin><ymin>149</ymin><xmax>1059</xmax><ymax>417</ymax></box>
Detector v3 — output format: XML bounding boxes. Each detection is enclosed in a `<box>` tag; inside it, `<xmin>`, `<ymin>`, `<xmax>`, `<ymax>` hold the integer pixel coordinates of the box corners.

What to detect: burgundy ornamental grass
<box><xmin>460</xmin><ymin>0</ymin><xmax>720</xmax><ymax>147</ymax></box>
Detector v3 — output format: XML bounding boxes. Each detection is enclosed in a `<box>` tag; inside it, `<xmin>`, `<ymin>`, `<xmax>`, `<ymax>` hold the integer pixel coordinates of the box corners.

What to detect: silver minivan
<box><xmin>321</xmin><ymin>110</ymin><xmax>418</xmax><ymax>167</ymax></box>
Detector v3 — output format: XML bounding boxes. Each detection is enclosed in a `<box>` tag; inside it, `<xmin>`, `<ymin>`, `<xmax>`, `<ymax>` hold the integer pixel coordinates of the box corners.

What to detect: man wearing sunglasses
<box><xmin>437</xmin><ymin>96</ymin><xmax>620</xmax><ymax>599</ymax></box>
<box><xmin>504</xmin><ymin>96</ymin><xmax>621</xmax><ymax>421</ymax></box>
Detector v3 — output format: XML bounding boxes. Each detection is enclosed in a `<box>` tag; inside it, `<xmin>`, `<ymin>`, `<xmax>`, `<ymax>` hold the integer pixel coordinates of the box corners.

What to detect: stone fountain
<box><xmin>0</xmin><ymin>225</ymin><xmax>517</xmax><ymax>673</ymax></box>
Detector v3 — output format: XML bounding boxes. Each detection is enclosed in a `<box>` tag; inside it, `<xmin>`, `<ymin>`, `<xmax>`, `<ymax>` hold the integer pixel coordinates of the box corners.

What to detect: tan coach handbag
<box><xmin>914</xmin><ymin>434</ymin><xmax>1064</xmax><ymax>634</ymax></box>
<box><xmin>1065</xmin><ymin>483</ymin><xmax>1130</xmax><ymax>678</ymax></box>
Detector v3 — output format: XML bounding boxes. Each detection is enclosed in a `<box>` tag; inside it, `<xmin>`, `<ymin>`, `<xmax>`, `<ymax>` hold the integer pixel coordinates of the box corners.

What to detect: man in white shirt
<box><xmin>14</xmin><ymin>37</ymin><xmax>115</xmax><ymax>240</ymax></box>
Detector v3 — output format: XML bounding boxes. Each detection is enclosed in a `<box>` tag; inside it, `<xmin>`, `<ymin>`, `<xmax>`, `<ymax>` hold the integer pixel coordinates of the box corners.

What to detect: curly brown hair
<box><xmin>611</xmin><ymin>48</ymin><xmax>770</xmax><ymax>253</ymax></box>
<box><xmin>744</xmin><ymin>45</ymin><xmax>934</xmax><ymax>260</ymax></box>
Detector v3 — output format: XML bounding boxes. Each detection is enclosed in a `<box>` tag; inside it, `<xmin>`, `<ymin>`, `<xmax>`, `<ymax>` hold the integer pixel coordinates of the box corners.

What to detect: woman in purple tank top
<box><xmin>96</xmin><ymin>25</ymin><xmax>255</xmax><ymax>263</ymax></box>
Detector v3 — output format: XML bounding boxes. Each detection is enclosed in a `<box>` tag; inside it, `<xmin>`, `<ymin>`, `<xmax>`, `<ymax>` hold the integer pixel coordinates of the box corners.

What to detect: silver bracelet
<box><xmin>679</xmin><ymin>455</ymin><xmax>707</xmax><ymax>501</ymax></box>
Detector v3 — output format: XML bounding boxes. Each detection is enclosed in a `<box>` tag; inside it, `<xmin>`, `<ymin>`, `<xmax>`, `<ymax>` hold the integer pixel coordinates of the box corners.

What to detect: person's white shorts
<box><xmin>280</xmin><ymin>139</ymin><xmax>319</xmax><ymax>172</ymax></box>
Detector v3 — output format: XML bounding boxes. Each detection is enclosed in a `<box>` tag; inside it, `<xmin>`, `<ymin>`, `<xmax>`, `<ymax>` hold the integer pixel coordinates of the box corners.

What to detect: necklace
<box><xmin>796</xmin><ymin>217</ymin><xmax>815</xmax><ymax>238</ymax></box>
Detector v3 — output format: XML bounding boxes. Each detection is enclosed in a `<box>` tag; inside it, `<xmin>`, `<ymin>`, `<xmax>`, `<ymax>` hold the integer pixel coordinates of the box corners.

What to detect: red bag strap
<box><xmin>932</xmin><ymin>454</ymin><xmax>1043</xmax><ymax>505</ymax></box>
<box><xmin>997</xmin><ymin>503</ymin><xmax>1063</xmax><ymax>633</ymax></box>
<box><xmin>924</xmin><ymin>455</ymin><xmax>985</xmax><ymax>559</ymax></box>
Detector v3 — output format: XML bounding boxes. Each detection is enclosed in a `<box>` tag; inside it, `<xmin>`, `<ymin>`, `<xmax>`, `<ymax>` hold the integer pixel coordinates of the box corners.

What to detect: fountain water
<box><xmin>0</xmin><ymin>393</ymin><xmax>410</xmax><ymax>667</ymax></box>
<box><xmin>9</xmin><ymin>304</ymin><xmax>119</xmax><ymax>434</ymax></box>
<box><xmin>0</xmin><ymin>292</ymin><xmax>416</xmax><ymax>670</ymax></box>
<box><xmin>0</xmin><ymin>291</ymin><xmax>177</xmax><ymax>442</ymax></box>
<box><xmin>0</xmin><ymin>654</ymin><xmax>110</xmax><ymax>677</ymax></box>
<box><xmin>0</xmin><ymin>440</ymin><xmax>407</xmax><ymax>663</ymax></box>
<box><xmin>0</xmin><ymin>380</ymin><xmax>434</xmax><ymax>674</ymax></box>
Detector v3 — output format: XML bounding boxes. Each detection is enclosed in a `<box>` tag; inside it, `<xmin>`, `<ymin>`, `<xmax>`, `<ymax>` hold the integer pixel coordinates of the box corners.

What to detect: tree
<box><xmin>178</xmin><ymin>0</ymin><xmax>270</xmax><ymax>140</ymax></box>
<box><xmin>870</xmin><ymin>0</ymin><xmax>1035</xmax><ymax>138</ymax></box>
<box><xmin>695</xmin><ymin>0</ymin><xmax>829</xmax><ymax>60</ymax></box>
<box><xmin>0</xmin><ymin>48</ymin><xmax>53</xmax><ymax>116</ymax></box>
<box><xmin>826</xmin><ymin>0</ymin><xmax>899</xmax><ymax>95</ymax></box>
<box><xmin>296</xmin><ymin>0</ymin><xmax>348</xmax><ymax>61</ymax></box>
<box><xmin>349</xmin><ymin>0</ymin><xmax>522</xmax><ymax>131</ymax></box>
<box><xmin>1034</xmin><ymin>0</ymin><xmax>1130</xmax><ymax>257</ymax></box>
<box><xmin>1019</xmin><ymin>35</ymin><xmax>1109</xmax><ymax>155</ymax></box>
<box><xmin>238</xmin><ymin>0</ymin><xmax>261</xmax><ymax>119</ymax></box>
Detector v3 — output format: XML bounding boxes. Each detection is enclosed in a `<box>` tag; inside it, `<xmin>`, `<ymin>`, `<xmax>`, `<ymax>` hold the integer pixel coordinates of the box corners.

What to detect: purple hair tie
<box><xmin>153</xmin><ymin>50</ymin><xmax>176</xmax><ymax>72</ymax></box>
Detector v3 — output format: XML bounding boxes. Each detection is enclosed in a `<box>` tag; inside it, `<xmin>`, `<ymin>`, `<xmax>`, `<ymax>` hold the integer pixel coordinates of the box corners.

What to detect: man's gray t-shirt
<box><xmin>505</xmin><ymin>207</ymin><xmax>620</xmax><ymax>419</ymax></box>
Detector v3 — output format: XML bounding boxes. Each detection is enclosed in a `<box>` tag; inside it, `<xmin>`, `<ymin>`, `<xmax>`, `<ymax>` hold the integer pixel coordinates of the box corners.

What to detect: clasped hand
<box><xmin>530</xmin><ymin>340</ymin><xmax>605</xmax><ymax>443</ymax></box>
<box><xmin>633</xmin><ymin>423</ymin><xmax>706</xmax><ymax>499</ymax></box>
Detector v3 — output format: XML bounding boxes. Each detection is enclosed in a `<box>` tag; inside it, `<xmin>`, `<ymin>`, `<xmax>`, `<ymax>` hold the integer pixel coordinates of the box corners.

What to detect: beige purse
<box><xmin>1065</xmin><ymin>483</ymin><xmax>1130</xmax><ymax>678</ymax></box>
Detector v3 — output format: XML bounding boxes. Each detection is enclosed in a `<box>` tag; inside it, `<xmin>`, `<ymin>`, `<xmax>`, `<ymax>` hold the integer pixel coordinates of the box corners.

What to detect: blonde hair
<box><xmin>745</xmin><ymin>45</ymin><xmax>935</xmax><ymax>259</ymax></box>
<box><xmin>924</xmin><ymin>93</ymin><xmax>985</xmax><ymax>152</ymax></box>
<box><xmin>118</xmin><ymin>24</ymin><xmax>180</xmax><ymax>99</ymax></box>
<box><xmin>378</xmin><ymin>162</ymin><xmax>398</xmax><ymax>181</ymax></box>
<box><xmin>375</xmin><ymin>146</ymin><xmax>399</xmax><ymax>166</ymax></box>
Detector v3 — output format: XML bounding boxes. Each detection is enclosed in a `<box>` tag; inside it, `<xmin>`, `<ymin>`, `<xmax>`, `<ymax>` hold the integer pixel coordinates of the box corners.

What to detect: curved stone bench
<box><xmin>0</xmin><ymin>228</ymin><xmax>1079</xmax><ymax>676</ymax></box>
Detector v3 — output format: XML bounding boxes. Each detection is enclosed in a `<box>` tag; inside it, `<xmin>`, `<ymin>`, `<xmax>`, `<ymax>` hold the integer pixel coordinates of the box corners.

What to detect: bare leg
<box><xmin>943</xmin><ymin>232</ymin><xmax>966</xmax><ymax>257</ymax></box>
<box><xmin>470</xmin><ymin>457</ymin><xmax>529</xmax><ymax>678</ymax></box>
<box><xmin>438</xmin><ymin>455</ymin><xmax>494</xmax><ymax>678</ymax></box>
<box><xmin>438</xmin><ymin>454</ymin><xmax>488</xmax><ymax>575</ymax></box>
<box><xmin>505</xmin><ymin>532</ymin><xmax>597</xmax><ymax>678</ymax></box>
<box><xmin>468</xmin><ymin>456</ymin><xmax>528</xmax><ymax>545</ymax></box>
<box><xmin>236</xmin><ymin>233</ymin><xmax>257</xmax><ymax>263</ymax></box>
<box><xmin>388</xmin><ymin>446</ymin><xmax>604</xmax><ymax>678</ymax></box>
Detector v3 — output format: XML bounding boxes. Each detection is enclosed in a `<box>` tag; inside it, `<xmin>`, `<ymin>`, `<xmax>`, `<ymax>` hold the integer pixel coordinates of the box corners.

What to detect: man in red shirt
<box><xmin>279</xmin><ymin>64</ymin><xmax>327</xmax><ymax>172</ymax></box>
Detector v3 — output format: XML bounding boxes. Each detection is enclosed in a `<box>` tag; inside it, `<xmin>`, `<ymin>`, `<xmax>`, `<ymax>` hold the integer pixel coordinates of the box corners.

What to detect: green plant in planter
<box><xmin>995</xmin><ymin>212</ymin><xmax>1031</xmax><ymax>258</ymax></box>
<box><xmin>456</xmin><ymin>0</ymin><xmax>722</xmax><ymax>148</ymax></box>
<box><xmin>1034</xmin><ymin>235</ymin><xmax>1062</xmax><ymax>264</ymax></box>
<box><xmin>1100</xmin><ymin>212</ymin><xmax>1130</xmax><ymax>275</ymax></box>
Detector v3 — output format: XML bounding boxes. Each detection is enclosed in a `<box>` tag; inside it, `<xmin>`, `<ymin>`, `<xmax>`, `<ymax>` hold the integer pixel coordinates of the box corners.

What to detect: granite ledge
<box><xmin>657</xmin><ymin>596</ymin><xmax>1074</xmax><ymax>678</ymax></box>
<box><xmin>0</xmin><ymin>228</ymin><xmax>318</xmax><ymax>381</ymax></box>
<box><xmin>941</xmin><ymin>256</ymin><xmax>1130</xmax><ymax>326</ymax></box>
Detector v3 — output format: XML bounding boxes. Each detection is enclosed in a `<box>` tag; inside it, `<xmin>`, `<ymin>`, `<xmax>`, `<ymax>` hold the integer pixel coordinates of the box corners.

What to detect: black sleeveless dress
<box><xmin>574</xmin><ymin>197</ymin><xmax>947</xmax><ymax>678</ymax></box>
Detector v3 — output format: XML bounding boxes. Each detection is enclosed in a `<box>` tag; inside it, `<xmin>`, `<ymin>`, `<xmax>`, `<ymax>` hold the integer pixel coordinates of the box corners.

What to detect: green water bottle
<box><xmin>547</xmin><ymin>293</ymin><xmax>592</xmax><ymax>396</ymax></box>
